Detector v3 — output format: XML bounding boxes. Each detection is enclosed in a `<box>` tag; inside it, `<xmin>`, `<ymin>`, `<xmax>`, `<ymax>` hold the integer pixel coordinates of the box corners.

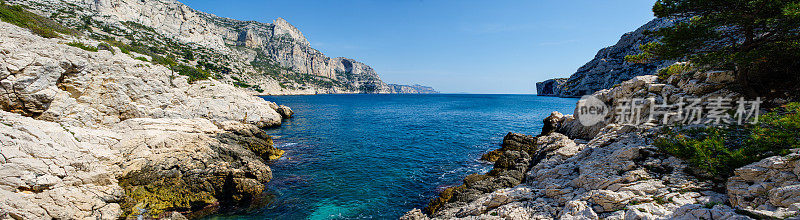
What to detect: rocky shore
<box><xmin>404</xmin><ymin>69</ymin><xmax>800</xmax><ymax>219</ymax></box>
<box><xmin>0</xmin><ymin>20</ymin><xmax>293</xmax><ymax>219</ymax></box>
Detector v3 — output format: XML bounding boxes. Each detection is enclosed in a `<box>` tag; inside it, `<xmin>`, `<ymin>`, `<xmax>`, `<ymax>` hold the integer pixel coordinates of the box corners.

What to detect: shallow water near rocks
<box><xmin>205</xmin><ymin>94</ymin><xmax>576</xmax><ymax>219</ymax></box>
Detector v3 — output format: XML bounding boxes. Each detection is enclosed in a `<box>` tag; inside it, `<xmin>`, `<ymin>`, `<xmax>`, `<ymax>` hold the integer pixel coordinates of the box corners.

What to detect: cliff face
<box><xmin>7</xmin><ymin>0</ymin><xmax>434</xmax><ymax>94</ymax></box>
<box><xmin>535</xmin><ymin>78</ymin><xmax>567</xmax><ymax>96</ymax></box>
<box><xmin>536</xmin><ymin>18</ymin><xmax>677</xmax><ymax>97</ymax></box>
<box><xmin>388</xmin><ymin>84</ymin><xmax>439</xmax><ymax>94</ymax></box>
<box><xmin>0</xmin><ymin>15</ymin><xmax>291</xmax><ymax>218</ymax></box>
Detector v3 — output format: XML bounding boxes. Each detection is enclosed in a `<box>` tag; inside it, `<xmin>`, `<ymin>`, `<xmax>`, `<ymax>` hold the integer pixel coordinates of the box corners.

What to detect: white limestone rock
<box><xmin>727</xmin><ymin>151</ymin><xmax>800</xmax><ymax>219</ymax></box>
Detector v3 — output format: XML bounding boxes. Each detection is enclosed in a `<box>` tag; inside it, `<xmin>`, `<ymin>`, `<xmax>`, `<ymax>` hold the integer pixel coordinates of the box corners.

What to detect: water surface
<box><xmin>208</xmin><ymin>94</ymin><xmax>576</xmax><ymax>219</ymax></box>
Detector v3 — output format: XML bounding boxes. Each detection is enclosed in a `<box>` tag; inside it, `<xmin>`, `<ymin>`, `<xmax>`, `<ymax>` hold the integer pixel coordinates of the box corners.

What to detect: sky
<box><xmin>181</xmin><ymin>0</ymin><xmax>657</xmax><ymax>94</ymax></box>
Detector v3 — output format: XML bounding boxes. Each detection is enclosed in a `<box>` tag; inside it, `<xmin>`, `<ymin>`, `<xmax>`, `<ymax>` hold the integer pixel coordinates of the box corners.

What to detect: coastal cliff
<box><xmin>406</xmin><ymin>68</ymin><xmax>800</xmax><ymax>219</ymax></box>
<box><xmin>536</xmin><ymin>18</ymin><xmax>676</xmax><ymax>97</ymax></box>
<box><xmin>0</xmin><ymin>12</ymin><xmax>292</xmax><ymax>218</ymax></box>
<box><xmin>4</xmin><ymin>0</ymin><xmax>435</xmax><ymax>95</ymax></box>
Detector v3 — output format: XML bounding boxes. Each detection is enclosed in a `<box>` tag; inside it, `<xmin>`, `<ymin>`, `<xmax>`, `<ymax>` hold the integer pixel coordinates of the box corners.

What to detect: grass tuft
<box><xmin>65</xmin><ymin>41</ymin><xmax>98</xmax><ymax>52</ymax></box>
<box><xmin>0</xmin><ymin>2</ymin><xmax>74</xmax><ymax>38</ymax></box>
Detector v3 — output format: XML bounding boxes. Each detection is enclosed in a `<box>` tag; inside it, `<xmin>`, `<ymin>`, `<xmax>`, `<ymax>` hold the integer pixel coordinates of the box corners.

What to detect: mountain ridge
<box><xmin>536</xmin><ymin>18</ymin><xmax>677</xmax><ymax>97</ymax></box>
<box><xmin>7</xmin><ymin>0</ymin><xmax>437</xmax><ymax>95</ymax></box>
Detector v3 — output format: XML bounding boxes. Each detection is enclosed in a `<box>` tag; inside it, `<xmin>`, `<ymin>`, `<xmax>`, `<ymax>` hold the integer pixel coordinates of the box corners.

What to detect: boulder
<box><xmin>276</xmin><ymin>105</ymin><xmax>294</xmax><ymax>119</ymax></box>
<box><xmin>727</xmin><ymin>150</ymin><xmax>800</xmax><ymax>219</ymax></box>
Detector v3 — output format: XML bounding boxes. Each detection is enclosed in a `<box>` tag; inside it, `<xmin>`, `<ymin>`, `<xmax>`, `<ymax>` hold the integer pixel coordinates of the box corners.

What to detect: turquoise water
<box><xmin>208</xmin><ymin>94</ymin><xmax>576</xmax><ymax>219</ymax></box>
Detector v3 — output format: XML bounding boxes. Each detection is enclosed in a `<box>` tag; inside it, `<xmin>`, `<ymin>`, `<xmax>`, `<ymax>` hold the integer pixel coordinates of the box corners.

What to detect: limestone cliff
<box><xmin>6</xmin><ymin>0</ymin><xmax>434</xmax><ymax>95</ymax></box>
<box><xmin>536</xmin><ymin>18</ymin><xmax>677</xmax><ymax>97</ymax></box>
<box><xmin>0</xmin><ymin>16</ymin><xmax>288</xmax><ymax>218</ymax></box>
<box><xmin>388</xmin><ymin>84</ymin><xmax>439</xmax><ymax>94</ymax></box>
<box><xmin>535</xmin><ymin>78</ymin><xmax>567</xmax><ymax>96</ymax></box>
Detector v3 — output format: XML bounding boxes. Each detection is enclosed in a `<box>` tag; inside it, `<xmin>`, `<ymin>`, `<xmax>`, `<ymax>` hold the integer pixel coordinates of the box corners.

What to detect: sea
<box><xmin>206</xmin><ymin>94</ymin><xmax>577</xmax><ymax>219</ymax></box>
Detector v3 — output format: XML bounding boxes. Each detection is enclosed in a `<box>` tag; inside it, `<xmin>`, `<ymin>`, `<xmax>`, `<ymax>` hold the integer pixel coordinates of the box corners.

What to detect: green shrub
<box><xmin>150</xmin><ymin>54</ymin><xmax>176</xmax><ymax>66</ymax></box>
<box><xmin>656</xmin><ymin>127</ymin><xmax>744</xmax><ymax>180</ymax></box>
<box><xmin>65</xmin><ymin>41</ymin><xmax>98</xmax><ymax>52</ymax></box>
<box><xmin>102</xmin><ymin>39</ymin><xmax>133</xmax><ymax>54</ymax></box>
<box><xmin>233</xmin><ymin>81</ymin><xmax>252</xmax><ymax>88</ymax></box>
<box><xmin>0</xmin><ymin>2</ymin><xmax>75</xmax><ymax>38</ymax></box>
<box><xmin>97</xmin><ymin>42</ymin><xmax>114</xmax><ymax>54</ymax></box>
<box><xmin>656</xmin><ymin>103</ymin><xmax>800</xmax><ymax>182</ymax></box>
<box><xmin>656</xmin><ymin>63</ymin><xmax>693</xmax><ymax>82</ymax></box>
<box><xmin>173</xmin><ymin>65</ymin><xmax>210</xmax><ymax>84</ymax></box>
<box><xmin>746</xmin><ymin>102</ymin><xmax>800</xmax><ymax>156</ymax></box>
<box><xmin>134</xmin><ymin>57</ymin><xmax>148</xmax><ymax>62</ymax></box>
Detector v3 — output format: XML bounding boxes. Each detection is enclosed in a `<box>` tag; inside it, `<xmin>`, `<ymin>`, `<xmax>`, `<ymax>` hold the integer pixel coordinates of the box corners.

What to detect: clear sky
<box><xmin>181</xmin><ymin>0</ymin><xmax>656</xmax><ymax>94</ymax></box>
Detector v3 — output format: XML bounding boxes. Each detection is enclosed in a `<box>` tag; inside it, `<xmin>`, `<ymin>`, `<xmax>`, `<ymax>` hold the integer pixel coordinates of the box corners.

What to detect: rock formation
<box><xmin>405</xmin><ymin>62</ymin><xmax>798</xmax><ymax>219</ymax></box>
<box><xmin>727</xmin><ymin>151</ymin><xmax>800</xmax><ymax>219</ymax></box>
<box><xmin>536</xmin><ymin>78</ymin><xmax>567</xmax><ymax>96</ymax></box>
<box><xmin>5</xmin><ymin>0</ymin><xmax>435</xmax><ymax>95</ymax></box>
<box><xmin>388</xmin><ymin>84</ymin><xmax>439</xmax><ymax>94</ymax></box>
<box><xmin>536</xmin><ymin>18</ymin><xmax>678</xmax><ymax>97</ymax></box>
<box><xmin>0</xmin><ymin>19</ymin><xmax>285</xmax><ymax>218</ymax></box>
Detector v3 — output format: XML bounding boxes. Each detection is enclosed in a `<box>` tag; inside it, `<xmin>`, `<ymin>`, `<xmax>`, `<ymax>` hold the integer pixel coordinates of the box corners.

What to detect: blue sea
<box><xmin>207</xmin><ymin>94</ymin><xmax>576</xmax><ymax>219</ymax></box>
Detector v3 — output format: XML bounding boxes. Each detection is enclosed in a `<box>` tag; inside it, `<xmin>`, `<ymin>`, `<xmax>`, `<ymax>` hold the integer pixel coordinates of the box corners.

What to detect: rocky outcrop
<box><xmin>0</xmin><ymin>111</ymin><xmax>124</xmax><ymax>219</ymax></box>
<box><xmin>536</xmin><ymin>78</ymin><xmax>567</xmax><ymax>96</ymax></box>
<box><xmin>405</xmin><ymin>65</ymin><xmax>769</xmax><ymax>219</ymax></box>
<box><xmin>0</xmin><ymin>20</ymin><xmax>285</xmax><ymax>218</ymax></box>
<box><xmin>6</xmin><ymin>0</ymin><xmax>433</xmax><ymax>95</ymax></box>
<box><xmin>727</xmin><ymin>150</ymin><xmax>800</xmax><ymax>219</ymax></box>
<box><xmin>411</xmin><ymin>123</ymin><xmax>743</xmax><ymax>219</ymax></box>
<box><xmin>0</xmin><ymin>21</ymin><xmax>282</xmax><ymax>128</ymax></box>
<box><xmin>388</xmin><ymin>84</ymin><xmax>439</xmax><ymax>94</ymax></box>
<box><xmin>425</xmin><ymin>132</ymin><xmax>578</xmax><ymax>216</ymax></box>
<box><xmin>537</xmin><ymin>18</ymin><xmax>678</xmax><ymax>97</ymax></box>
<box><xmin>275</xmin><ymin>105</ymin><xmax>294</xmax><ymax>119</ymax></box>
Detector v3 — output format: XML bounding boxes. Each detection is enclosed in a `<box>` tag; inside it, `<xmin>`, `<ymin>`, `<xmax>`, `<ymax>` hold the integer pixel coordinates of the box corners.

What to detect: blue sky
<box><xmin>181</xmin><ymin>0</ymin><xmax>656</xmax><ymax>94</ymax></box>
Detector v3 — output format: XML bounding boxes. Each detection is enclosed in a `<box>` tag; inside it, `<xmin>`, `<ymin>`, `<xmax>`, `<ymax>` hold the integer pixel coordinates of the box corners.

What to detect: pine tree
<box><xmin>627</xmin><ymin>0</ymin><xmax>800</xmax><ymax>97</ymax></box>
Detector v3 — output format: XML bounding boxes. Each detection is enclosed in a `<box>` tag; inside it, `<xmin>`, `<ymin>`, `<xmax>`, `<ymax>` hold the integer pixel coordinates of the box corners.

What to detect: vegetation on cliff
<box><xmin>65</xmin><ymin>41</ymin><xmax>98</xmax><ymax>52</ymax></box>
<box><xmin>627</xmin><ymin>0</ymin><xmax>800</xmax><ymax>97</ymax></box>
<box><xmin>0</xmin><ymin>1</ymin><xmax>74</xmax><ymax>38</ymax></box>
<box><xmin>656</xmin><ymin>102</ymin><xmax>800</xmax><ymax>182</ymax></box>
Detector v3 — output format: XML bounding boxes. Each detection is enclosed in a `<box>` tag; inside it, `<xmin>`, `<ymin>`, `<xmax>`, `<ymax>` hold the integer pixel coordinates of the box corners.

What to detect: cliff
<box><xmin>536</xmin><ymin>18</ymin><xmax>677</xmax><ymax>97</ymax></box>
<box><xmin>535</xmin><ymin>78</ymin><xmax>567</xmax><ymax>96</ymax></box>
<box><xmin>388</xmin><ymin>84</ymin><xmax>439</xmax><ymax>94</ymax></box>
<box><xmin>0</xmin><ymin>11</ymin><xmax>293</xmax><ymax>218</ymax></box>
<box><xmin>5</xmin><ymin>0</ymin><xmax>433</xmax><ymax>95</ymax></box>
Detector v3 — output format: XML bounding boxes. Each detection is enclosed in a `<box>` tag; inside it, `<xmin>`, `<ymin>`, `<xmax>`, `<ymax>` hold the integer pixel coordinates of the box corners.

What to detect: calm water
<box><xmin>207</xmin><ymin>94</ymin><xmax>576</xmax><ymax>219</ymax></box>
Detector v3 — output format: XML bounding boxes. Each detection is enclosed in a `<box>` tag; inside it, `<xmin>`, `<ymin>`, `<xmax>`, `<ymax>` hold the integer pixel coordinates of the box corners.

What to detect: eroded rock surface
<box><xmin>0</xmin><ymin>21</ymin><xmax>285</xmax><ymax>219</ymax></box>
<box><xmin>727</xmin><ymin>151</ymin><xmax>800</xmax><ymax>219</ymax></box>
